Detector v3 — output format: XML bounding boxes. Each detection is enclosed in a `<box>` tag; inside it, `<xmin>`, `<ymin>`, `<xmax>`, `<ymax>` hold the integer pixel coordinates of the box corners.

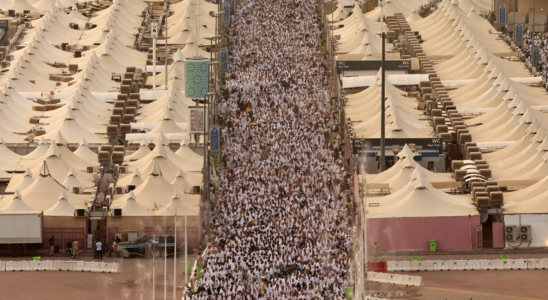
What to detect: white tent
<box><xmin>44</xmin><ymin>191</ymin><xmax>79</xmax><ymax>216</ymax></box>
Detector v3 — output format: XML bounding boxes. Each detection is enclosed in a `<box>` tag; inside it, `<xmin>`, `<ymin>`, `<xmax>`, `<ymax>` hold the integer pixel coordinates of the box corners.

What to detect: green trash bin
<box><xmin>429</xmin><ymin>239</ymin><xmax>437</xmax><ymax>252</ymax></box>
<box><xmin>33</xmin><ymin>257</ymin><xmax>40</xmax><ymax>261</ymax></box>
<box><xmin>501</xmin><ymin>255</ymin><xmax>509</xmax><ymax>260</ymax></box>
<box><xmin>344</xmin><ymin>287</ymin><xmax>353</xmax><ymax>300</ymax></box>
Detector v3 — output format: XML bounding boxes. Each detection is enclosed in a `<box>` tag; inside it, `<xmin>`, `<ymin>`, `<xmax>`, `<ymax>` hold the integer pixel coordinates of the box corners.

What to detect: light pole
<box><xmin>323</xmin><ymin>1</ymin><xmax>338</xmax><ymax>98</ymax></box>
<box><xmin>379</xmin><ymin>0</ymin><xmax>386</xmax><ymax>172</ymax></box>
<box><xmin>164</xmin><ymin>0</ymin><xmax>169</xmax><ymax>90</ymax></box>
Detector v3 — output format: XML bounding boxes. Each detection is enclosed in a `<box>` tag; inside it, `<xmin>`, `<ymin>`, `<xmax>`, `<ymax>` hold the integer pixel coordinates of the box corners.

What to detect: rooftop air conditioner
<box><xmin>335</xmin><ymin>35</ymin><xmax>341</xmax><ymax>40</ymax></box>
<box><xmin>73</xmin><ymin>187</ymin><xmax>83</xmax><ymax>194</ymax></box>
<box><xmin>66</xmin><ymin>45</ymin><xmax>73</xmax><ymax>52</ymax></box>
<box><xmin>87</xmin><ymin>166</ymin><xmax>95</xmax><ymax>173</ymax></box>
<box><xmin>25</xmin><ymin>22</ymin><xmax>32</xmax><ymax>28</ymax></box>
<box><xmin>113</xmin><ymin>208</ymin><xmax>122</xmax><ymax>217</ymax></box>
<box><xmin>115</xmin><ymin>186</ymin><xmax>126</xmax><ymax>194</ymax></box>
<box><xmin>5</xmin><ymin>55</ymin><xmax>14</xmax><ymax>61</ymax></box>
<box><xmin>85</xmin><ymin>23</ymin><xmax>92</xmax><ymax>29</ymax></box>
<box><xmin>82</xmin><ymin>45</ymin><xmax>90</xmax><ymax>51</ymax></box>
<box><xmin>1</xmin><ymin>61</ymin><xmax>9</xmax><ymax>68</ymax></box>
<box><xmin>115</xmin><ymin>166</ymin><xmax>129</xmax><ymax>174</ymax></box>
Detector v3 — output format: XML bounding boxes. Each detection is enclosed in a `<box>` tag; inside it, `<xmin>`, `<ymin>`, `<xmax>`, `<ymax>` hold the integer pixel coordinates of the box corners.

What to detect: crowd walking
<box><xmin>186</xmin><ymin>0</ymin><xmax>352</xmax><ymax>299</ymax></box>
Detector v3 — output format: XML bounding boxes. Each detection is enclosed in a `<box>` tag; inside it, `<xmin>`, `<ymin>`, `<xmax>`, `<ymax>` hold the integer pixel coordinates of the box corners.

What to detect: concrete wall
<box><xmin>504</xmin><ymin>214</ymin><xmax>548</xmax><ymax>248</ymax></box>
<box><xmin>368</xmin><ymin>216</ymin><xmax>482</xmax><ymax>251</ymax></box>
<box><xmin>519</xmin><ymin>0</ymin><xmax>548</xmax><ymax>14</ymax></box>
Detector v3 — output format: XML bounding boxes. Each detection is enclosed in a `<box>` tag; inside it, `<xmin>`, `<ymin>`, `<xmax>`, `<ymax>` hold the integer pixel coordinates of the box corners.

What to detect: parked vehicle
<box><xmin>0</xmin><ymin>211</ymin><xmax>43</xmax><ymax>256</ymax></box>
<box><xmin>118</xmin><ymin>235</ymin><xmax>180</xmax><ymax>258</ymax></box>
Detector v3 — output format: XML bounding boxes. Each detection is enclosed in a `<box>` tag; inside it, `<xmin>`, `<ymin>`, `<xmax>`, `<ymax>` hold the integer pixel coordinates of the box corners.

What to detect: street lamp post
<box><xmin>164</xmin><ymin>0</ymin><xmax>169</xmax><ymax>90</ymax></box>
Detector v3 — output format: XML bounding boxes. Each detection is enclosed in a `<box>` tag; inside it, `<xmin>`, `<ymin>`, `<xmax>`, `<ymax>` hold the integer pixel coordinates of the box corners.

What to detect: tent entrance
<box><xmin>481</xmin><ymin>215</ymin><xmax>499</xmax><ymax>249</ymax></box>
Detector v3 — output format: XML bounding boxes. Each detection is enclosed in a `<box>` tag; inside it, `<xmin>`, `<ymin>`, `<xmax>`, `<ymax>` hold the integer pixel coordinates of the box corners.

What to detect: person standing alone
<box><xmin>49</xmin><ymin>236</ymin><xmax>55</xmax><ymax>256</ymax></box>
<box><xmin>72</xmin><ymin>239</ymin><xmax>79</xmax><ymax>259</ymax></box>
<box><xmin>96</xmin><ymin>240</ymin><xmax>103</xmax><ymax>260</ymax></box>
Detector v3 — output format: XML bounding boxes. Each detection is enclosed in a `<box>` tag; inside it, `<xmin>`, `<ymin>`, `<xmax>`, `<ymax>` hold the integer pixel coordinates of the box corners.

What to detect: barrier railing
<box><xmin>0</xmin><ymin>260</ymin><xmax>120</xmax><ymax>273</ymax></box>
<box><xmin>387</xmin><ymin>258</ymin><xmax>544</xmax><ymax>272</ymax></box>
<box><xmin>367</xmin><ymin>271</ymin><xmax>423</xmax><ymax>287</ymax></box>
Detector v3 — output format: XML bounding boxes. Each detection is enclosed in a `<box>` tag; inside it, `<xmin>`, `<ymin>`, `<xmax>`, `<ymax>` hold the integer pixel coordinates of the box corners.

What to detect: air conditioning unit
<box><xmin>85</xmin><ymin>23</ymin><xmax>92</xmax><ymax>29</ymax></box>
<box><xmin>66</xmin><ymin>45</ymin><xmax>73</xmax><ymax>51</ymax></box>
<box><xmin>113</xmin><ymin>208</ymin><xmax>122</xmax><ymax>217</ymax></box>
<box><xmin>105</xmin><ymin>195</ymin><xmax>112</xmax><ymax>206</ymax></box>
<box><xmin>74</xmin><ymin>209</ymin><xmax>85</xmax><ymax>217</ymax></box>
<box><xmin>82</xmin><ymin>45</ymin><xmax>90</xmax><ymax>51</ymax></box>
<box><xmin>25</xmin><ymin>22</ymin><xmax>32</xmax><ymax>28</ymax></box>
<box><xmin>520</xmin><ymin>225</ymin><xmax>532</xmax><ymax>241</ymax></box>
<box><xmin>117</xmin><ymin>166</ymin><xmax>129</xmax><ymax>174</ymax></box>
<box><xmin>335</xmin><ymin>35</ymin><xmax>341</xmax><ymax>41</ymax></box>
<box><xmin>127</xmin><ymin>185</ymin><xmax>136</xmax><ymax>192</ymax></box>
<box><xmin>115</xmin><ymin>186</ymin><xmax>126</xmax><ymax>194</ymax></box>
<box><xmin>1</xmin><ymin>61</ymin><xmax>9</xmax><ymax>68</ymax></box>
<box><xmin>72</xmin><ymin>187</ymin><xmax>83</xmax><ymax>194</ymax></box>
<box><xmin>5</xmin><ymin>55</ymin><xmax>14</xmax><ymax>61</ymax></box>
<box><xmin>505</xmin><ymin>225</ymin><xmax>518</xmax><ymax>242</ymax></box>
<box><xmin>192</xmin><ymin>186</ymin><xmax>201</xmax><ymax>194</ymax></box>
<box><xmin>87</xmin><ymin>166</ymin><xmax>95</xmax><ymax>173</ymax></box>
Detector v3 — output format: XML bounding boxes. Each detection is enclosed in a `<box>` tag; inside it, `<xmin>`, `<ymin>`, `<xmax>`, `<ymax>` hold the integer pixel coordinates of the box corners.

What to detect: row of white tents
<box><xmin>0</xmin><ymin>0</ymin><xmax>215</xmax><ymax>218</ymax></box>
<box><xmin>334</xmin><ymin>0</ymin><xmax>548</xmax><ymax>250</ymax></box>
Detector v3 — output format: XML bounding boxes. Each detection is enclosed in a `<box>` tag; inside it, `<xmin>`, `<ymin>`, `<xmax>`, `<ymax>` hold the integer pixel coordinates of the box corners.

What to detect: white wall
<box><xmin>504</xmin><ymin>214</ymin><xmax>548</xmax><ymax>248</ymax></box>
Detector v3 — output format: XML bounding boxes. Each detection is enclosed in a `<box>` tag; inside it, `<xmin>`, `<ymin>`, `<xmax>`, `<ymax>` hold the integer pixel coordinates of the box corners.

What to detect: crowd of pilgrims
<box><xmin>184</xmin><ymin>0</ymin><xmax>353</xmax><ymax>299</ymax></box>
<box><xmin>521</xmin><ymin>29</ymin><xmax>548</xmax><ymax>80</ymax></box>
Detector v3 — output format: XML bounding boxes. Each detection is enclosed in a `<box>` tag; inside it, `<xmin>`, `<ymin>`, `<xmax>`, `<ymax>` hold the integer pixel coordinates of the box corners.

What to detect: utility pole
<box><xmin>165</xmin><ymin>0</ymin><xmax>169</xmax><ymax>90</ymax></box>
<box><xmin>151</xmin><ymin>22</ymin><xmax>158</xmax><ymax>88</ymax></box>
<box><xmin>514</xmin><ymin>0</ymin><xmax>516</xmax><ymax>43</ymax></box>
<box><xmin>379</xmin><ymin>0</ymin><xmax>385</xmax><ymax>172</ymax></box>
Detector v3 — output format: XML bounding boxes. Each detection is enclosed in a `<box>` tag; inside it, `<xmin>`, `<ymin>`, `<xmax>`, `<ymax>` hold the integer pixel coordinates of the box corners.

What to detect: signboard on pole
<box><xmin>533</xmin><ymin>47</ymin><xmax>540</xmax><ymax>69</ymax></box>
<box><xmin>515</xmin><ymin>24</ymin><xmax>523</xmax><ymax>45</ymax></box>
<box><xmin>223</xmin><ymin>4</ymin><xmax>230</xmax><ymax>23</ymax></box>
<box><xmin>209</xmin><ymin>126</ymin><xmax>221</xmax><ymax>155</ymax></box>
<box><xmin>499</xmin><ymin>5</ymin><xmax>506</xmax><ymax>24</ymax></box>
<box><xmin>220</xmin><ymin>49</ymin><xmax>228</xmax><ymax>70</ymax></box>
<box><xmin>150</xmin><ymin>22</ymin><xmax>158</xmax><ymax>39</ymax></box>
<box><xmin>189</xmin><ymin>108</ymin><xmax>205</xmax><ymax>133</ymax></box>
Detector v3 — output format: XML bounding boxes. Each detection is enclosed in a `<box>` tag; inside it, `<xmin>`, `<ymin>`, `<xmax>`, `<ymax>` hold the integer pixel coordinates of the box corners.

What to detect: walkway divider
<box><xmin>0</xmin><ymin>260</ymin><xmax>120</xmax><ymax>273</ymax></box>
<box><xmin>386</xmin><ymin>258</ymin><xmax>548</xmax><ymax>272</ymax></box>
<box><xmin>367</xmin><ymin>271</ymin><xmax>424</xmax><ymax>287</ymax></box>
